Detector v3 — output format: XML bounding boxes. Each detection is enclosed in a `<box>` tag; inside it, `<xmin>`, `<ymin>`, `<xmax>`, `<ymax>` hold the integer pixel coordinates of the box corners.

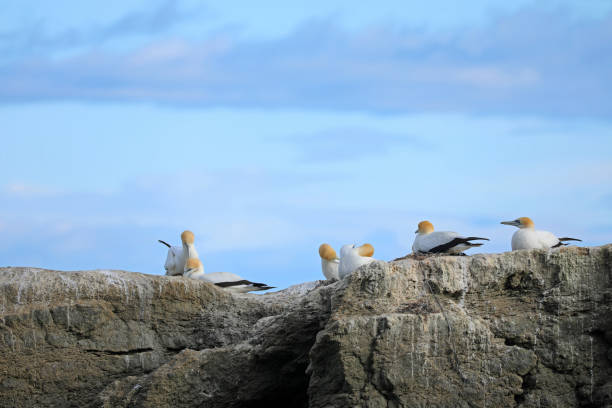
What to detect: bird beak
<box><xmin>501</xmin><ymin>220</ymin><xmax>518</xmax><ymax>226</ymax></box>
<box><xmin>414</xmin><ymin>229</ymin><xmax>418</xmax><ymax>233</ymax></box>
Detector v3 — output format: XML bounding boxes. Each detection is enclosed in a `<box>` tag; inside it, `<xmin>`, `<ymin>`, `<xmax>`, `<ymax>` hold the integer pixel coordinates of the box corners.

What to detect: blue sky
<box><xmin>1</xmin><ymin>1</ymin><xmax>611</xmax><ymax>289</ymax></box>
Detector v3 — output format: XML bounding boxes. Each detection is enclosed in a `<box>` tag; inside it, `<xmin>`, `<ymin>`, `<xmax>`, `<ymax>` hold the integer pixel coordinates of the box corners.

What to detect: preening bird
<box><xmin>500</xmin><ymin>217</ymin><xmax>581</xmax><ymax>250</ymax></box>
<box><xmin>319</xmin><ymin>243</ymin><xmax>340</xmax><ymax>280</ymax></box>
<box><xmin>338</xmin><ymin>243</ymin><xmax>376</xmax><ymax>279</ymax></box>
<box><xmin>412</xmin><ymin>221</ymin><xmax>488</xmax><ymax>255</ymax></box>
<box><xmin>158</xmin><ymin>230</ymin><xmax>199</xmax><ymax>276</ymax></box>
<box><xmin>158</xmin><ymin>240</ymin><xmax>184</xmax><ymax>276</ymax></box>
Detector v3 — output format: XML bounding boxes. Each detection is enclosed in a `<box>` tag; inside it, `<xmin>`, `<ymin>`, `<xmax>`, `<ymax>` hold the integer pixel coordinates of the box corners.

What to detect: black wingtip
<box><xmin>427</xmin><ymin>237</ymin><xmax>489</xmax><ymax>253</ymax></box>
<box><xmin>249</xmin><ymin>282</ymin><xmax>276</xmax><ymax>291</ymax></box>
<box><xmin>253</xmin><ymin>286</ymin><xmax>275</xmax><ymax>291</ymax></box>
<box><xmin>214</xmin><ymin>280</ymin><xmax>275</xmax><ymax>291</ymax></box>
<box><xmin>559</xmin><ymin>237</ymin><xmax>582</xmax><ymax>242</ymax></box>
<box><xmin>158</xmin><ymin>240</ymin><xmax>171</xmax><ymax>248</ymax></box>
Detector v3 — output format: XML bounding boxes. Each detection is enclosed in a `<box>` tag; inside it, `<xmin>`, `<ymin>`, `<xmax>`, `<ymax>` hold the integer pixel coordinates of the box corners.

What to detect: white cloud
<box><xmin>450</xmin><ymin>67</ymin><xmax>539</xmax><ymax>87</ymax></box>
<box><xmin>4</xmin><ymin>182</ymin><xmax>60</xmax><ymax>196</ymax></box>
<box><xmin>0</xmin><ymin>8</ymin><xmax>610</xmax><ymax>116</ymax></box>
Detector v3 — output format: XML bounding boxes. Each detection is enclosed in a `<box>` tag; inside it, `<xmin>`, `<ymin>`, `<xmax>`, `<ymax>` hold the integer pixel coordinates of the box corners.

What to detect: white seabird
<box><xmin>183</xmin><ymin>258</ymin><xmax>275</xmax><ymax>293</ymax></box>
<box><xmin>158</xmin><ymin>230</ymin><xmax>200</xmax><ymax>276</ymax></box>
<box><xmin>181</xmin><ymin>230</ymin><xmax>199</xmax><ymax>261</ymax></box>
<box><xmin>338</xmin><ymin>243</ymin><xmax>376</xmax><ymax>279</ymax></box>
<box><xmin>501</xmin><ymin>217</ymin><xmax>581</xmax><ymax>250</ymax></box>
<box><xmin>412</xmin><ymin>221</ymin><xmax>488</xmax><ymax>255</ymax></box>
<box><xmin>158</xmin><ymin>240</ymin><xmax>183</xmax><ymax>276</ymax></box>
<box><xmin>319</xmin><ymin>243</ymin><xmax>340</xmax><ymax>280</ymax></box>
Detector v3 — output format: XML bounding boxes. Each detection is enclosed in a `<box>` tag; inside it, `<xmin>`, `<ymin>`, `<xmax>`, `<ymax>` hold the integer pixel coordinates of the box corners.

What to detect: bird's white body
<box><xmin>163</xmin><ymin>245</ymin><xmax>199</xmax><ymax>276</ymax></box>
<box><xmin>321</xmin><ymin>258</ymin><xmax>340</xmax><ymax>280</ymax></box>
<box><xmin>190</xmin><ymin>271</ymin><xmax>243</xmax><ymax>283</ymax></box>
<box><xmin>338</xmin><ymin>244</ymin><xmax>375</xmax><ymax>279</ymax></box>
<box><xmin>413</xmin><ymin>231</ymin><xmax>472</xmax><ymax>254</ymax></box>
<box><xmin>511</xmin><ymin>229</ymin><xmax>562</xmax><ymax>250</ymax></box>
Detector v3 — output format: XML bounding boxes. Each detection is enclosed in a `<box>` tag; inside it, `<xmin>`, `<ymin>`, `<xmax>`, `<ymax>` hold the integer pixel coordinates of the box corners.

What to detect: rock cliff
<box><xmin>1</xmin><ymin>245</ymin><xmax>611</xmax><ymax>407</ymax></box>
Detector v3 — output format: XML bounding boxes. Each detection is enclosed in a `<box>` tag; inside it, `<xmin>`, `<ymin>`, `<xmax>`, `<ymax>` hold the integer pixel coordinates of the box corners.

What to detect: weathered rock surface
<box><xmin>1</xmin><ymin>245</ymin><xmax>611</xmax><ymax>407</ymax></box>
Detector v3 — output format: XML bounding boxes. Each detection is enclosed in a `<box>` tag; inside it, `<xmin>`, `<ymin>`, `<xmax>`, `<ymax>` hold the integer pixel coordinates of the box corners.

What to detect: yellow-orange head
<box><xmin>416</xmin><ymin>221</ymin><xmax>434</xmax><ymax>234</ymax></box>
<box><xmin>181</xmin><ymin>230</ymin><xmax>195</xmax><ymax>244</ymax></box>
<box><xmin>319</xmin><ymin>243</ymin><xmax>337</xmax><ymax>261</ymax></box>
<box><xmin>358</xmin><ymin>243</ymin><xmax>374</xmax><ymax>257</ymax></box>
<box><xmin>501</xmin><ymin>217</ymin><xmax>535</xmax><ymax>229</ymax></box>
<box><xmin>518</xmin><ymin>217</ymin><xmax>535</xmax><ymax>228</ymax></box>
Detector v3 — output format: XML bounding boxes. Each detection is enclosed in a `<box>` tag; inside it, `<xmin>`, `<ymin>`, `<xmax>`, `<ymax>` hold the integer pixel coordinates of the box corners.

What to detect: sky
<box><xmin>1</xmin><ymin>0</ymin><xmax>611</xmax><ymax>290</ymax></box>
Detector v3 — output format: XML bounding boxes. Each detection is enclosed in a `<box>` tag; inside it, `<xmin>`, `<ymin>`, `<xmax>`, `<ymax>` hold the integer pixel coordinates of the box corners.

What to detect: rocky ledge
<box><xmin>1</xmin><ymin>245</ymin><xmax>611</xmax><ymax>407</ymax></box>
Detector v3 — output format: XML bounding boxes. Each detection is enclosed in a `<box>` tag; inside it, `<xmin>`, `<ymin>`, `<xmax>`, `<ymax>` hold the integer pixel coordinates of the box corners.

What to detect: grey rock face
<box><xmin>0</xmin><ymin>268</ymin><xmax>285</xmax><ymax>407</ymax></box>
<box><xmin>1</xmin><ymin>245</ymin><xmax>611</xmax><ymax>407</ymax></box>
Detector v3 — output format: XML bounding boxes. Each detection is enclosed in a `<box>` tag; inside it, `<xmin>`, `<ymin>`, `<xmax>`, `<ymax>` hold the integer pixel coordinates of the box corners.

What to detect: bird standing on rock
<box><xmin>338</xmin><ymin>243</ymin><xmax>376</xmax><ymax>278</ymax></box>
<box><xmin>319</xmin><ymin>243</ymin><xmax>340</xmax><ymax>280</ymax></box>
<box><xmin>501</xmin><ymin>217</ymin><xmax>581</xmax><ymax>250</ymax></box>
<box><xmin>412</xmin><ymin>221</ymin><xmax>488</xmax><ymax>255</ymax></box>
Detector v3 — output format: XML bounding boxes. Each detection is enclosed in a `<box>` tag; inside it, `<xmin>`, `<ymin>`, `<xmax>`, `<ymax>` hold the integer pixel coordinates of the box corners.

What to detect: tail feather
<box><xmin>251</xmin><ymin>282</ymin><xmax>275</xmax><ymax>288</ymax></box>
<box><xmin>552</xmin><ymin>237</ymin><xmax>582</xmax><ymax>248</ymax></box>
<box><xmin>158</xmin><ymin>239</ymin><xmax>171</xmax><ymax>248</ymax></box>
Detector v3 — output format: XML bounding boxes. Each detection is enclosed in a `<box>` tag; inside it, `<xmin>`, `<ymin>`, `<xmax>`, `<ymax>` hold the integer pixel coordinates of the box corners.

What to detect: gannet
<box><xmin>338</xmin><ymin>243</ymin><xmax>376</xmax><ymax>279</ymax></box>
<box><xmin>158</xmin><ymin>240</ymin><xmax>184</xmax><ymax>276</ymax></box>
<box><xmin>412</xmin><ymin>221</ymin><xmax>489</xmax><ymax>255</ymax></box>
<box><xmin>500</xmin><ymin>217</ymin><xmax>581</xmax><ymax>250</ymax></box>
<box><xmin>157</xmin><ymin>230</ymin><xmax>200</xmax><ymax>276</ymax></box>
<box><xmin>183</xmin><ymin>258</ymin><xmax>275</xmax><ymax>293</ymax></box>
<box><xmin>181</xmin><ymin>230</ymin><xmax>199</xmax><ymax>260</ymax></box>
<box><xmin>319</xmin><ymin>243</ymin><xmax>339</xmax><ymax>280</ymax></box>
